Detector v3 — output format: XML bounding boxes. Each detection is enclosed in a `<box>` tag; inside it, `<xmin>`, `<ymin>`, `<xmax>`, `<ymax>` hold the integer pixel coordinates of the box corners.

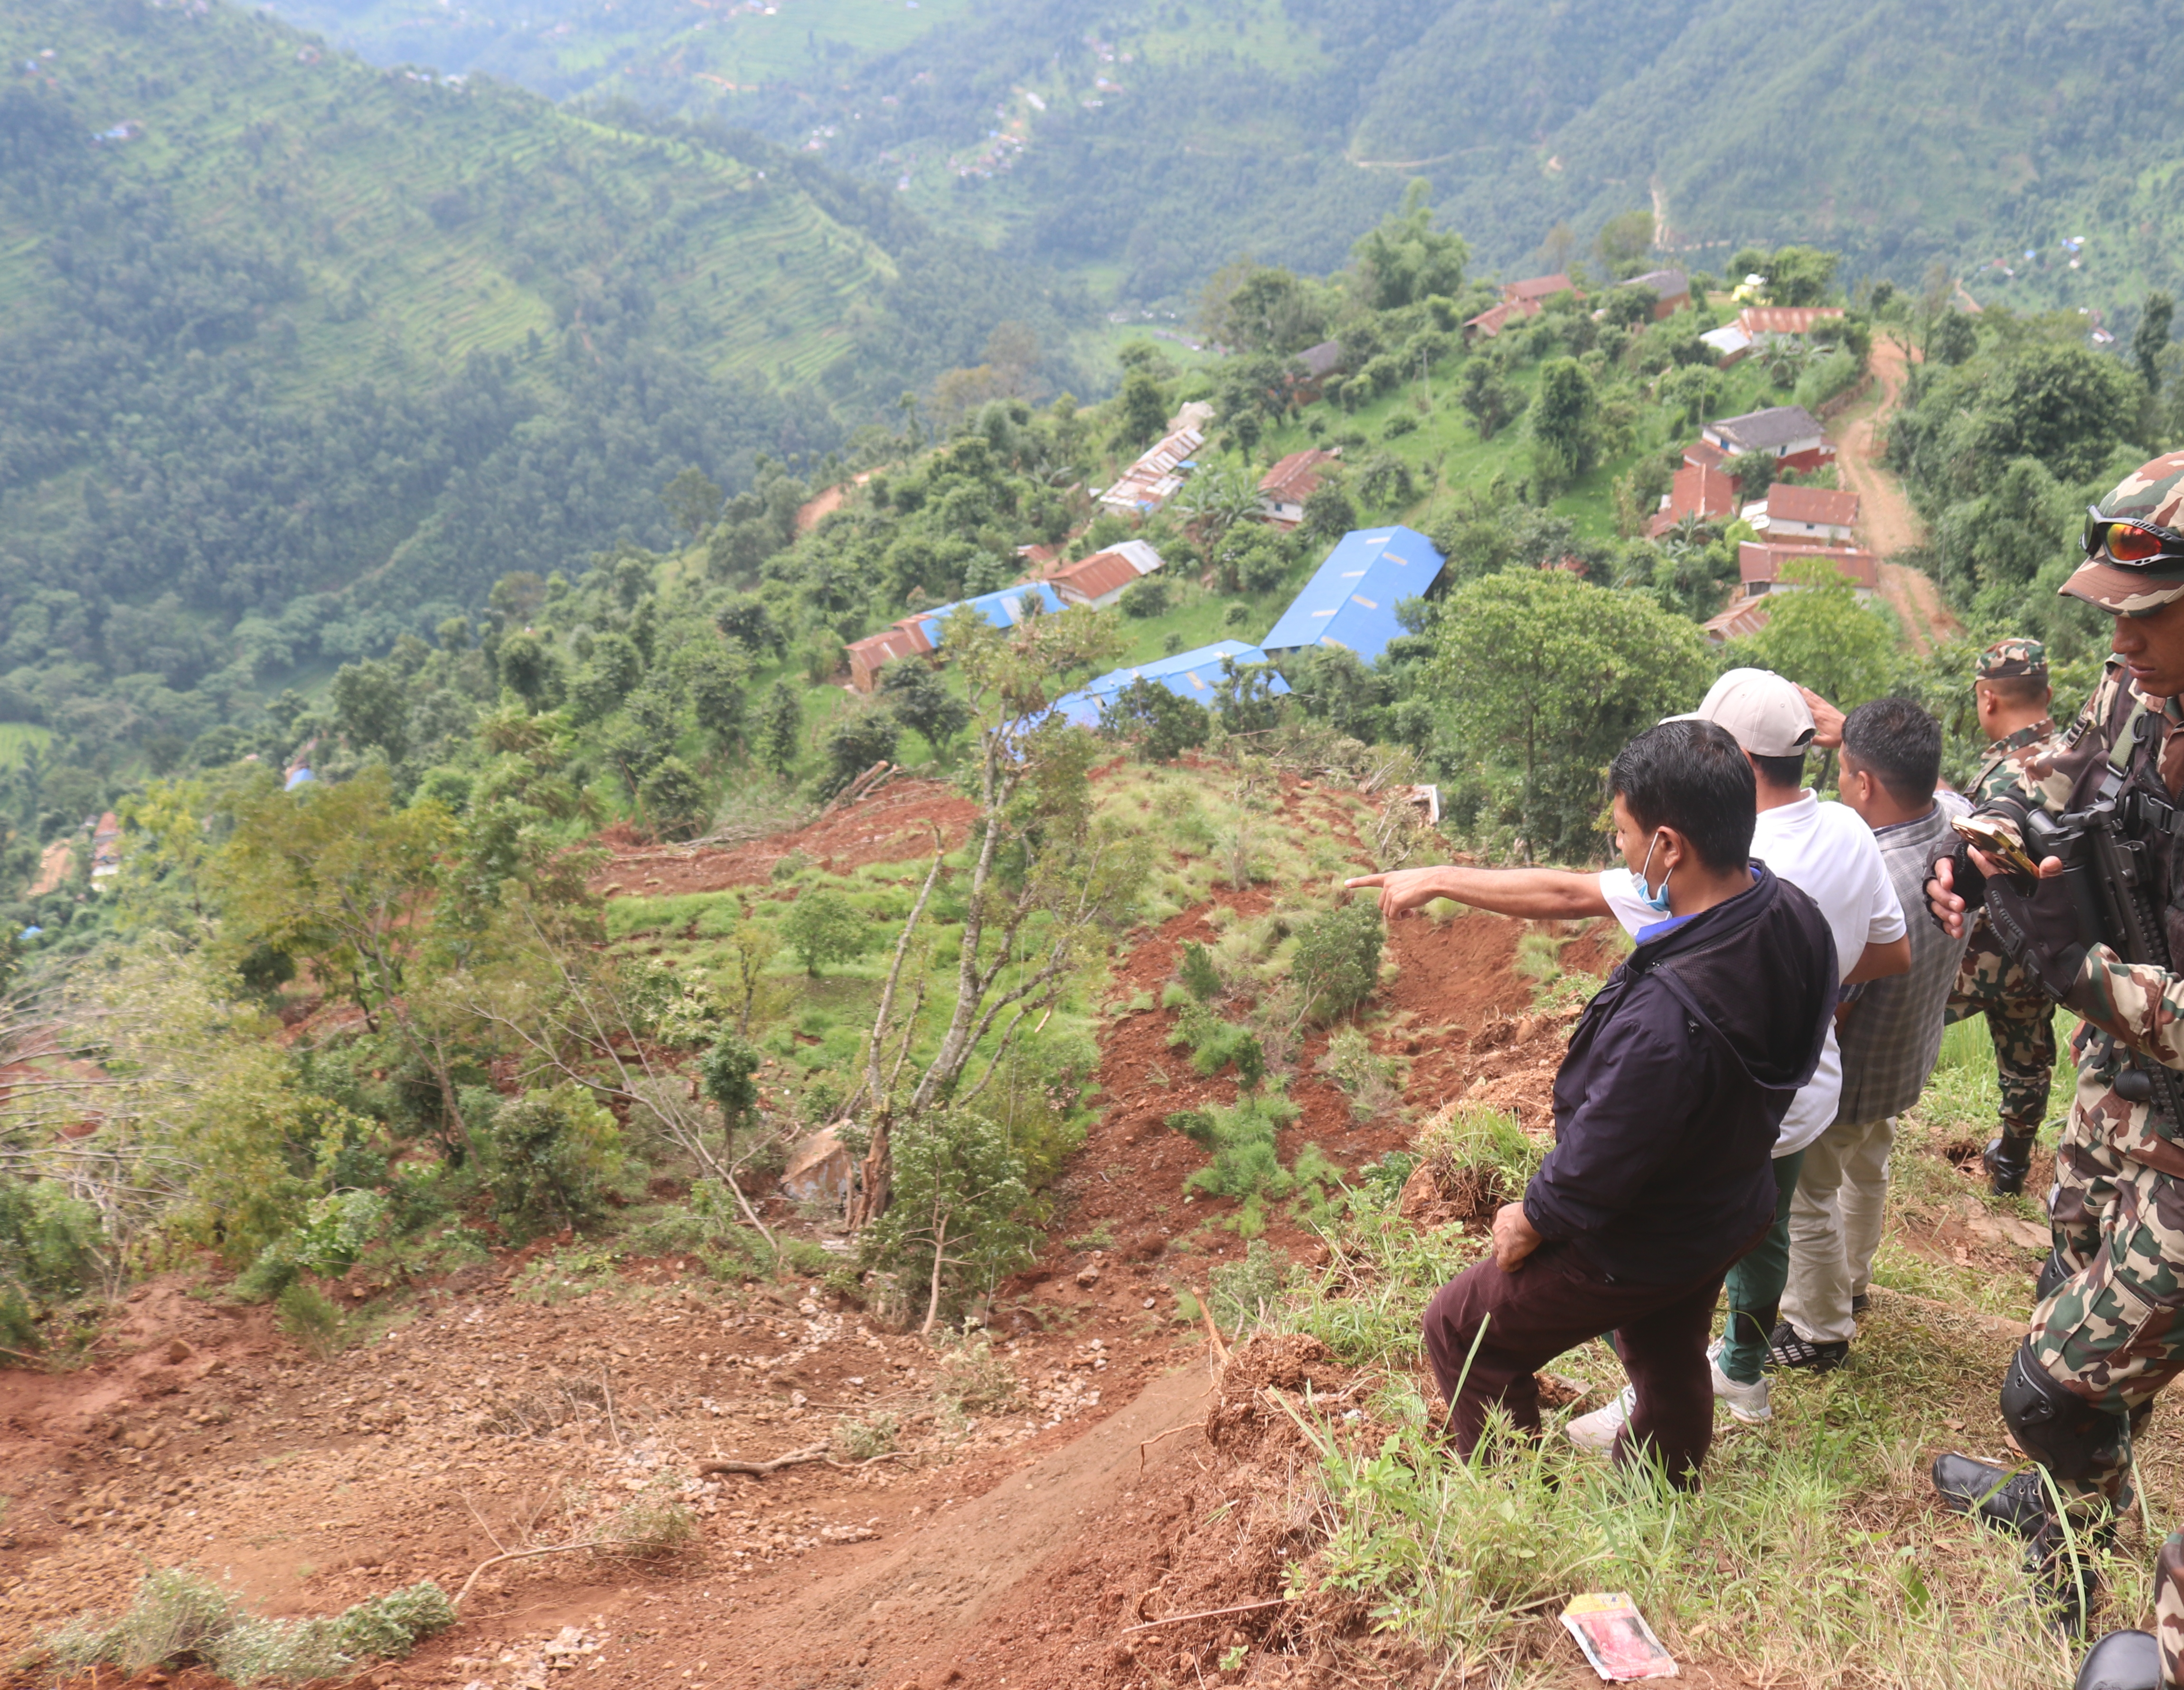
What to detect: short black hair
<box><xmin>1750</xmin><ymin>751</ymin><xmax>1807</xmax><ymax>791</ymax></box>
<box><xmin>1610</xmin><ymin>720</ymin><xmax>1756</xmax><ymax>874</ymax></box>
<box><xmin>1842</xmin><ymin>696</ymin><xmax>1942</xmax><ymax>807</ymax></box>
<box><xmin>1978</xmin><ymin>674</ymin><xmax>2051</xmax><ymax>710</ymax></box>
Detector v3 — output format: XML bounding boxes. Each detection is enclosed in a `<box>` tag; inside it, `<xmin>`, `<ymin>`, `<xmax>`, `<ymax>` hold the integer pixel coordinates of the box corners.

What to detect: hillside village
<box><xmin>821</xmin><ymin>272</ymin><xmax>1888</xmax><ymax>752</ymax></box>
<box><xmin>6</xmin><ymin>7</ymin><xmax>2183</xmax><ymax>1676</ymax></box>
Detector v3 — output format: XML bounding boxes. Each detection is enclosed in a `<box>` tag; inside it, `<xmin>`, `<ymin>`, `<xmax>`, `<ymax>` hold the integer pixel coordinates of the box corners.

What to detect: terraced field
<box><xmin>0</xmin><ymin>725</ymin><xmax>54</xmax><ymax>774</ymax></box>
<box><xmin>0</xmin><ymin>2</ymin><xmax>898</xmax><ymax>398</ymax></box>
<box><xmin>266</xmin><ymin>0</ymin><xmax>979</xmax><ymax>107</ymax></box>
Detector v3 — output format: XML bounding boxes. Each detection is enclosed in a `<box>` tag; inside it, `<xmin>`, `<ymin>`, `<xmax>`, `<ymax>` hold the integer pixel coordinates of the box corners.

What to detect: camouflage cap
<box><xmin>2062</xmin><ymin>450</ymin><xmax>2184</xmax><ymax>614</ymax></box>
<box><xmin>1976</xmin><ymin>637</ymin><xmax>2048</xmax><ymax>682</ymax></box>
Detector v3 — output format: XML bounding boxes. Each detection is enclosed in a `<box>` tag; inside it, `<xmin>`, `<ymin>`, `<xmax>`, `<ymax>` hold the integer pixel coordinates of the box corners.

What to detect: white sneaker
<box><xmin>1563</xmin><ymin>1384</ymin><xmax>1633</xmax><ymax>1451</ymax></box>
<box><xmin>1707</xmin><ymin>1338</ymin><xmax>1773</xmax><ymax>1423</ymax></box>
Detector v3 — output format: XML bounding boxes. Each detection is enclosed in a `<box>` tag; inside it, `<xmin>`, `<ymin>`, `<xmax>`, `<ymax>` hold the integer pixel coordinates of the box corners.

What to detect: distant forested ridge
<box><xmin>0</xmin><ymin>0</ymin><xmax>1089</xmax><ymax>766</ymax></box>
<box><xmin>268</xmin><ymin>0</ymin><xmax>2184</xmax><ymax>324</ymax></box>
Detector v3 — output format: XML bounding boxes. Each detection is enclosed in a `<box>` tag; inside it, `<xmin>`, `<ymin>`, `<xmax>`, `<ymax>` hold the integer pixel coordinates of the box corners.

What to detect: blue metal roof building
<box><xmin>1258</xmin><ymin>526</ymin><xmax>1445</xmax><ymax>664</ymax></box>
<box><xmin>908</xmin><ymin>581</ymin><xmax>1066</xmax><ymax>648</ymax></box>
<box><xmin>1051</xmin><ymin>640</ymin><xmax>1290</xmax><ymax>727</ymax></box>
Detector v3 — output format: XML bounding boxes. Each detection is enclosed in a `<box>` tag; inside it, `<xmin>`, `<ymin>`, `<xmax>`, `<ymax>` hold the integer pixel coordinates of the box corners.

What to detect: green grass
<box><xmin>1254</xmin><ymin>1157</ymin><xmax>2121</xmax><ymax>1689</ymax></box>
<box><xmin>1092</xmin><ymin>318</ymin><xmax>1226</xmax><ymax>373</ymax></box>
<box><xmin>1188</xmin><ymin>978</ymin><xmax>2143</xmax><ymax>1688</ymax></box>
<box><xmin>1106</xmin><ymin>582</ymin><xmax>1293</xmax><ymax>661</ymax></box>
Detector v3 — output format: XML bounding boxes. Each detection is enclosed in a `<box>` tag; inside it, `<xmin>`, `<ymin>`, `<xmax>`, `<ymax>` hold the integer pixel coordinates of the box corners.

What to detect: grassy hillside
<box><xmin>0</xmin><ymin>0</ymin><xmax>1089</xmax><ymax>789</ymax></box>
<box><xmin>258</xmin><ymin>0</ymin><xmax>2184</xmax><ymax>332</ymax></box>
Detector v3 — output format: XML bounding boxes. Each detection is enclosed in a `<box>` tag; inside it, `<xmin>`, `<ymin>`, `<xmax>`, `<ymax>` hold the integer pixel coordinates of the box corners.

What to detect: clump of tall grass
<box><xmin>38</xmin><ymin>1568</ymin><xmax>455</xmax><ymax>1681</ymax></box>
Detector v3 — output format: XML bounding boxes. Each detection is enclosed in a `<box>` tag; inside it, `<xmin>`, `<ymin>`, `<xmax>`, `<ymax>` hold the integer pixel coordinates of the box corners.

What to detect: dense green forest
<box><xmin>258</xmin><ymin>0</ymin><xmax>2184</xmax><ymax>325</ymax></box>
<box><xmin>0</xmin><ymin>0</ymin><xmax>1090</xmax><ymax>807</ymax></box>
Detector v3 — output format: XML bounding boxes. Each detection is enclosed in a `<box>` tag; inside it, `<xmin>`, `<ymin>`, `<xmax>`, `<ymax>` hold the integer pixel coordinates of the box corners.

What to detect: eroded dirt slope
<box><xmin>0</xmin><ymin>770</ymin><xmax>1645</xmax><ymax>1689</ymax></box>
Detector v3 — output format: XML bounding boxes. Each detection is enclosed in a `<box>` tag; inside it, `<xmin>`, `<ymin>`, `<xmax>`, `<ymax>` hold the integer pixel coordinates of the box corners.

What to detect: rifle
<box><xmin>2025</xmin><ymin>800</ymin><xmax>2184</xmax><ymax>1131</ymax></box>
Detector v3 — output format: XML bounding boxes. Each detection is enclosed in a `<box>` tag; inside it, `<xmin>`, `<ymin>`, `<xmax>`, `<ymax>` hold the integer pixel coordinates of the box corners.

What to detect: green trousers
<box><xmin>1717</xmin><ymin>1150</ymin><xmax>1806</xmax><ymax>1386</ymax></box>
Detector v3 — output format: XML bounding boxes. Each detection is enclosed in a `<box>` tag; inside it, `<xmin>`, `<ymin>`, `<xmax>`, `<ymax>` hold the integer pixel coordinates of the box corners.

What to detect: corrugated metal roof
<box><xmin>1737</xmin><ymin>307</ymin><xmax>1845</xmax><ymax>336</ymax></box>
<box><xmin>1297</xmin><ymin>340</ymin><xmax>1343</xmax><ymax>378</ymax></box>
<box><xmin>1098</xmin><ymin>424</ymin><xmax>1205</xmax><ymax>513</ymax></box>
<box><xmin>1646</xmin><ymin>463</ymin><xmax>1739</xmax><ymax>536</ymax></box>
<box><xmin>848</xmin><ymin>624</ymin><xmax>935</xmax><ymax>664</ymax></box>
<box><xmin>1051</xmin><ymin>551</ymin><xmax>1142</xmax><ymax>604</ymax></box>
<box><xmin>909</xmin><ymin>582</ymin><xmax>1066</xmax><ymax>646</ymax></box>
<box><xmin>1258</xmin><ymin>449</ymin><xmax>1337</xmax><ymax>503</ymax></box>
<box><xmin>1700</xmin><ymin>323</ymin><xmax>1754</xmax><ymax>360</ymax></box>
<box><xmin>1763</xmin><ymin>484</ymin><xmax>1861</xmax><ymax>526</ymax></box>
<box><xmin>1703</xmin><ymin>601</ymin><xmax>1772</xmax><ymax>644</ymax></box>
<box><xmin>1462</xmin><ymin>299</ymin><xmax>1539</xmax><ymax>339</ymax></box>
<box><xmin>1503</xmin><ymin>274</ymin><xmax>1574</xmax><ymax>303</ymax></box>
<box><xmin>1106</xmin><ymin>539</ymin><xmax>1165</xmax><ymax>576</ymax></box>
<box><xmin>1706</xmin><ymin>405</ymin><xmax>1826</xmax><ymax>453</ymax></box>
<box><xmin>1258</xmin><ymin>527</ymin><xmax>1446</xmax><ymax>664</ymax></box>
<box><xmin>1051</xmin><ymin>640</ymin><xmax>1290</xmax><ymax>727</ymax></box>
<box><xmin>1739</xmin><ymin>542</ymin><xmax>1879</xmax><ymax>591</ymax></box>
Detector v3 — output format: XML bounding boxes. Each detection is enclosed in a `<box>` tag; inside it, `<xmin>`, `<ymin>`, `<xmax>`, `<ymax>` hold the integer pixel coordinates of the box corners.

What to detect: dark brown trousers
<box><xmin>1421</xmin><ymin>1228</ymin><xmax>1762</xmax><ymax>1486</ymax></box>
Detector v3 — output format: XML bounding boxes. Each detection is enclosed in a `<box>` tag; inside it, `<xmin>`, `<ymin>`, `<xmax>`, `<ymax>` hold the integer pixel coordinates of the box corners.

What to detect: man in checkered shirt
<box><xmin>1773</xmin><ymin>697</ymin><xmax>1971</xmax><ymax>1369</ymax></box>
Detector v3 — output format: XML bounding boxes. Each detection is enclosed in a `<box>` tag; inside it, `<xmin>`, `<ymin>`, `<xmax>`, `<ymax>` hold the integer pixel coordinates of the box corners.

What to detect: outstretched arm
<box><xmin>1345</xmin><ymin>864</ymin><xmax>1613</xmax><ymax>922</ymax></box>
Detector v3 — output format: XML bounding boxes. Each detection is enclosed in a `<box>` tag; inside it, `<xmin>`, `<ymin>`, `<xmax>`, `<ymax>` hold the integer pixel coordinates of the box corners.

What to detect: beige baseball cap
<box><xmin>1666</xmin><ymin>667</ymin><xmax>1816</xmax><ymax>758</ymax></box>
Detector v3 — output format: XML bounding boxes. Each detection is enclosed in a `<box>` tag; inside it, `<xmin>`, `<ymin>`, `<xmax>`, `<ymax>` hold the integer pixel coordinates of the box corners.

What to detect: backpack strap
<box><xmin>2100</xmin><ymin>693</ymin><xmax>2155</xmax><ymax>803</ymax></box>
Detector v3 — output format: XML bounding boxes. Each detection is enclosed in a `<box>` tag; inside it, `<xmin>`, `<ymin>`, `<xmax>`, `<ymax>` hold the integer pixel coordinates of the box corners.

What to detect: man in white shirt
<box><xmin>1349</xmin><ymin>668</ymin><xmax>1908</xmax><ymax>1432</ymax></box>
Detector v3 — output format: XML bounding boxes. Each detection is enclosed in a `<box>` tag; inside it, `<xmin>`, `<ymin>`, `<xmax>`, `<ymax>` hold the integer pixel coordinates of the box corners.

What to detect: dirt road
<box><xmin>1835</xmin><ymin>339</ymin><xmax>1924</xmax><ymax>557</ymax></box>
<box><xmin>1832</xmin><ymin>337</ymin><xmax>1961</xmax><ymax>655</ymax></box>
<box><xmin>1878</xmin><ymin>562</ymin><xmax>1961</xmax><ymax>658</ymax></box>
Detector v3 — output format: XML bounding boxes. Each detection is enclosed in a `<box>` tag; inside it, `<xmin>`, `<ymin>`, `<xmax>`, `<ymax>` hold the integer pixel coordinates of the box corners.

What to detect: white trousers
<box><xmin>1780</xmin><ymin>1114</ymin><xmax>1895</xmax><ymax>1346</ymax></box>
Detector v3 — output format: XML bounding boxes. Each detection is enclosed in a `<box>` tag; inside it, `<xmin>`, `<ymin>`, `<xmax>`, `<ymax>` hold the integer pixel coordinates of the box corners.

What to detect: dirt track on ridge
<box><xmin>1832</xmin><ymin>337</ymin><xmax>1961</xmax><ymax>655</ymax></box>
<box><xmin>1836</xmin><ymin>339</ymin><xmax>1924</xmax><ymax>558</ymax></box>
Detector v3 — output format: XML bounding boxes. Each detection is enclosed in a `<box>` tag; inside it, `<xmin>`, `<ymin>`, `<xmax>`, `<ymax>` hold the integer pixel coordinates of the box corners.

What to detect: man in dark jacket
<box><xmin>1421</xmin><ymin>720</ymin><xmax>1839</xmax><ymax>1484</ymax></box>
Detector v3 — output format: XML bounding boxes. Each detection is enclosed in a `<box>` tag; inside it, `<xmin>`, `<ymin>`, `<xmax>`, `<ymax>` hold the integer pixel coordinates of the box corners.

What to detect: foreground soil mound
<box><xmin>1</xmin><ymin>769</ymin><xmax>1627</xmax><ymax>1688</ymax></box>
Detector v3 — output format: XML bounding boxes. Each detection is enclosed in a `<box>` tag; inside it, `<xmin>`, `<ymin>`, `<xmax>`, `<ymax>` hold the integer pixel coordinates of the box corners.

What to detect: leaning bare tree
<box><xmin>454</xmin><ymin>899</ymin><xmax>782</xmax><ymax>1248</ymax></box>
<box><xmin>844</xmin><ymin>600</ymin><xmax>1148</xmax><ymax>1228</ymax></box>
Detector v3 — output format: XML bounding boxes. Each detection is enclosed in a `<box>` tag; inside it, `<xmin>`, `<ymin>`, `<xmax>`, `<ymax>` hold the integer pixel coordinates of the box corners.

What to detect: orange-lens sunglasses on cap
<box><xmin>2084</xmin><ymin>506</ymin><xmax>2184</xmax><ymax>566</ymax></box>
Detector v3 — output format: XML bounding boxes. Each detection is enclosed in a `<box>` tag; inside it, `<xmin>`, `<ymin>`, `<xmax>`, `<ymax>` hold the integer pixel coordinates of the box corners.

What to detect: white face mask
<box><xmin>1635</xmin><ymin>831</ymin><xmax>1673</xmax><ymax>916</ymax></box>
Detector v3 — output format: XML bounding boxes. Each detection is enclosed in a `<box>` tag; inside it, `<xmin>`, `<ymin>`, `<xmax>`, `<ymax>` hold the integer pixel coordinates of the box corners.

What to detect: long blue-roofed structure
<box><xmin>910</xmin><ymin>581</ymin><xmax>1065</xmax><ymax>647</ymax></box>
<box><xmin>1258</xmin><ymin>526</ymin><xmax>1445</xmax><ymax>664</ymax></box>
<box><xmin>1050</xmin><ymin>639</ymin><xmax>1290</xmax><ymax>727</ymax></box>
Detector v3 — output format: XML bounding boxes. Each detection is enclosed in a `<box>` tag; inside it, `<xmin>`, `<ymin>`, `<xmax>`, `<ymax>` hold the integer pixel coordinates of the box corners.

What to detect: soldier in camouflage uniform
<box><xmin>1945</xmin><ymin>638</ymin><xmax>2062</xmax><ymax>1197</ymax></box>
<box><xmin>1920</xmin><ymin>452</ymin><xmax>2184</xmax><ymax>1684</ymax></box>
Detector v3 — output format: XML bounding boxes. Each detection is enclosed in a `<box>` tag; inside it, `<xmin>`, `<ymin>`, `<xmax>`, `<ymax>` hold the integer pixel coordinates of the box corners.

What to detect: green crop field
<box><xmin>265</xmin><ymin>0</ymin><xmax>978</xmax><ymax>107</ymax></box>
<box><xmin>0</xmin><ymin>726</ymin><xmax>54</xmax><ymax>774</ymax></box>
<box><xmin>0</xmin><ymin>8</ymin><xmax>896</xmax><ymax>397</ymax></box>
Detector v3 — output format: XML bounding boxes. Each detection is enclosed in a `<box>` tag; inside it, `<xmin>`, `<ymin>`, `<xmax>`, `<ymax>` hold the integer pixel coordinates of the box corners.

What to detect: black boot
<box><xmin>1986</xmin><ymin>1131</ymin><xmax>2037</xmax><ymax>1195</ymax></box>
<box><xmin>1932</xmin><ymin>1452</ymin><xmax>2052</xmax><ymax>1537</ymax></box>
<box><xmin>2076</xmin><ymin>1630</ymin><xmax>2159</xmax><ymax>1690</ymax></box>
<box><xmin>2029</xmin><ymin>1515</ymin><xmax>2106</xmax><ymax>1638</ymax></box>
<box><xmin>2038</xmin><ymin>1249</ymin><xmax>2073</xmax><ymax>1302</ymax></box>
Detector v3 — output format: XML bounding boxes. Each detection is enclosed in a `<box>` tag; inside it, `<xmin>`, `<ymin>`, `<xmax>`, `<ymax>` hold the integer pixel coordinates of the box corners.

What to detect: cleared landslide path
<box><xmin>1832</xmin><ymin>336</ymin><xmax>1961</xmax><ymax>656</ymax></box>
